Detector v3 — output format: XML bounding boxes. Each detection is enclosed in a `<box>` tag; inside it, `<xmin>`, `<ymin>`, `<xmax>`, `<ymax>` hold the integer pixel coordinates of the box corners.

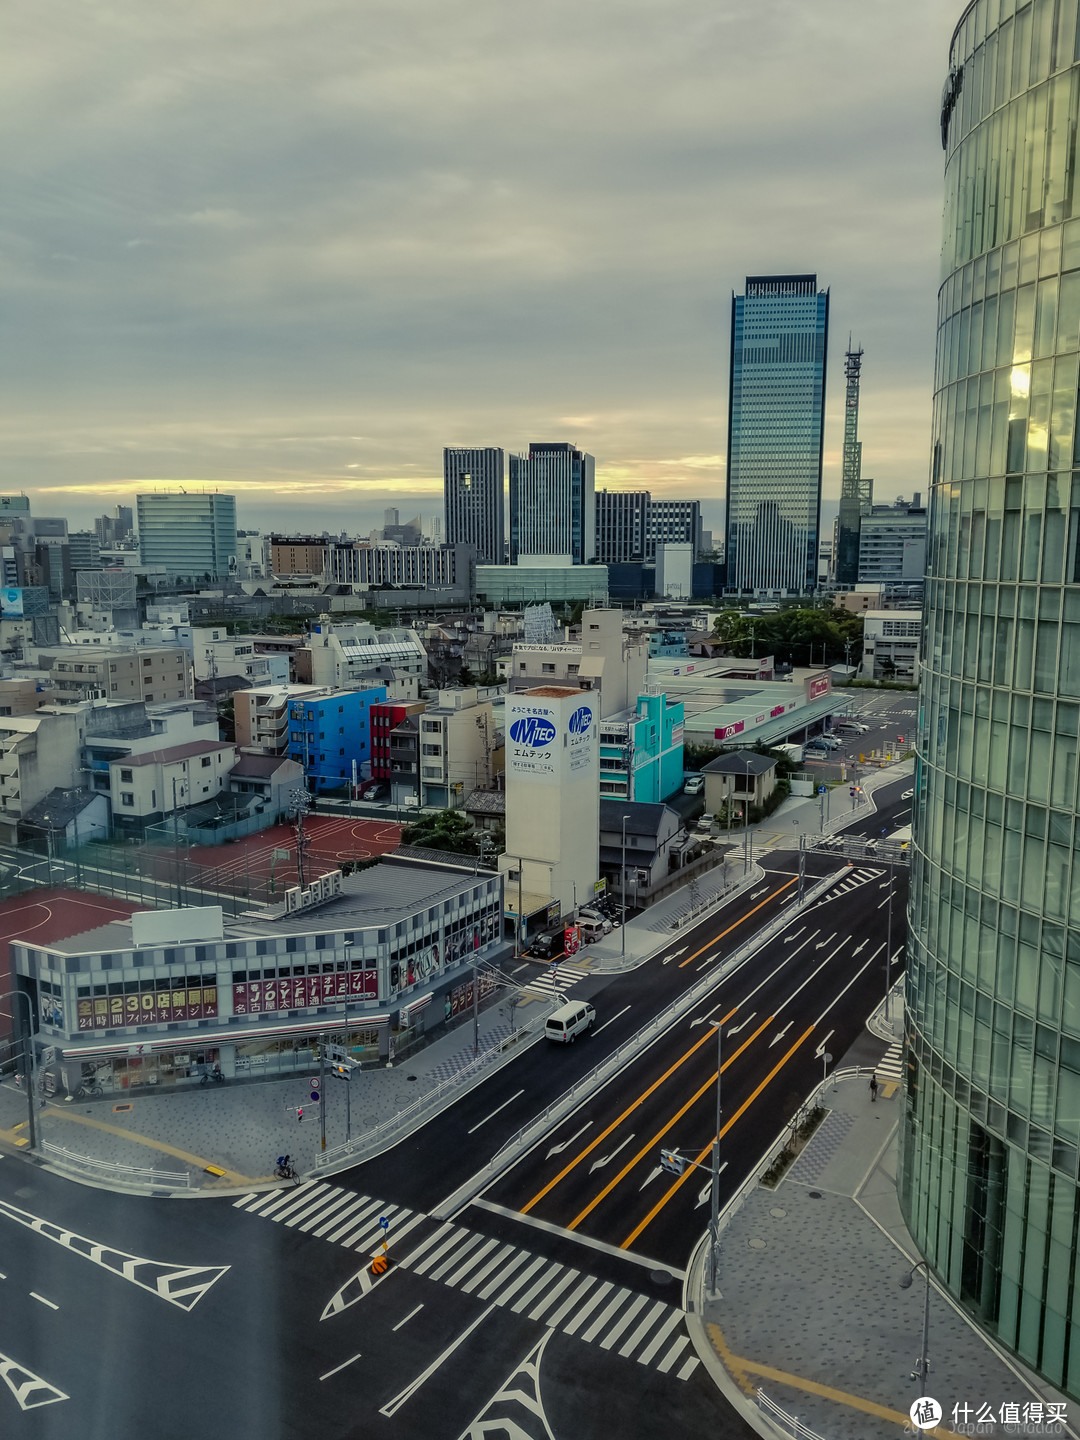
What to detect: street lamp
<box><xmin>707</xmin><ymin>1019</ymin><xmax>723</xmax><ymax>1296</ymax></box>
<box><xmin>899</xmin><ymin>1260</ymin><xmax>932</xmax><ymax>1384</ymax></box>
<box><xmin>1</xmin><ymin>989</ymin><xmax>38</xmax><ymax>1150</ymax></box>
<box><xmin>620</xmin><ymin>815</ymin><xmax>631</xmax><ymax>958</ymax></box>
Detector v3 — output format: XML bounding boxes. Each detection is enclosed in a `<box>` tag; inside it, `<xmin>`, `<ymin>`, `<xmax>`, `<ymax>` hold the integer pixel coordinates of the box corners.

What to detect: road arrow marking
<box><xmin>545</xmin><ymin>1122</ymin><xmax>592</xmax><ymax>1160</ymax></box>
<box><xmin>852</xmin><ymin>939</ymin><xmax>868</xmax><ymax>955</ymax></box>
<box><xmin>783</xmin><ymin>927</ymin><xmax>806</xmax><ymax>945</ymax></box>
<box><xmin>695</xmin><ymin>951</ymin><xmax>722</xmax><ymax>970</ymax></box>
<box><xmin>751</xmin><ymin>887</ymin><xmax>769</xmax><ymax>900</ymax></box>
<box><xmin>639</xmin><ymin>1166</ymin><xmax>662</xmax><ymax>1191</ymax></box>
<box><xmin>815</xmin><ymin>933</ymin><xmax>837</xmax><ymax>951</ymax></box>
<box><xmin>815</xmin><ymin>1031</ymin><xmax>835</xmax><ymax>1059</ymax></box>
<box><xmin>662</xmin><ymin>947</ymin><xmax>688</xmax><ymax>965</ymax></box>
<box><xmin>726</xmin><ymin>1012</ymin><xmax>757</xmax><ymax>1036</ymax></box>
<box><xmin>589</xmin><ymin>1134</ymin><xmax>636</xmax><ymax>1173</ymax></box>
<box><xmin>695</xmin><ymin>1165</ymin><xmax>727</xmax><ymax>1209</ymax></box>
<box><xmin>769</xmin><ymin>1022</ymin><xmax>794</xmax><ymax>1048</ymax></box>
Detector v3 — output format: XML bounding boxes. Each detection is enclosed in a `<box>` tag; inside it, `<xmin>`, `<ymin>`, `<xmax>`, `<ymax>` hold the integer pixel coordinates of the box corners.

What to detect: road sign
<box><xmin>817</xmin><ymin>785</ymin><xmax>827</xmax><ymax>794</ymax></box>
<box><xmin>309</xmin><ymin>1077</ymin><xmax>321</xmax><ymax>1089</ymax></box>
<box><xmin>309</xmin><ymin>1091</ymin><xmax>321</xmax><ymax>1103</ymax></box>
<box><xmin>379</xmin><ymin>1216</ymin><xmax>389</xmax><ymax>1231</ymax></box>
<box><xmin>660</xmin><ymin>1148</ymin><xmax>686</xmax><ymax>1175</ymax></box>
<box><xmin>897</xmin><ymin>735</ymin><xmax>904</xmax><ymax>744</ymax></box>
<box><xmin>849</xmin><ymin>789</ymin><xmax>855</xmax><ymax>797</ymax></box>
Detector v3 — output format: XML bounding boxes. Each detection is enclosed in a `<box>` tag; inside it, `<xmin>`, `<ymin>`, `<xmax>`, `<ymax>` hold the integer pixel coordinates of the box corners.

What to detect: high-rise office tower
<box><xmin>901</xmin><ymin>3</ymin><xmax>1080</xmax><ymax>1397</ymax></box>
<box><xmin>509</xmin><ymin>443</ymin><xmax>595</xmax><ymax>564</ymax></box>
<box><xmin>443</xmin><ymin>448</ymin><xmax>504</xmax><ymax>564</ymax></box>
<box><xmin>136</xmin><ymin>492</ymin><xmax>237</xmax><ymax>578</ymax></box>
<box><xmin>646</xmin><ymin>499</ymin><xmax>703</xmax><ymax>559</ymax></box>
<box><xmin>724</xmin><ymin>274</ymin><xmax>829</xmax><ymax>594</ymax></box>
<box><xmin>595</xmin><ymin>490</ymin><xmax>649</xmax><ymax>563</ymax></box>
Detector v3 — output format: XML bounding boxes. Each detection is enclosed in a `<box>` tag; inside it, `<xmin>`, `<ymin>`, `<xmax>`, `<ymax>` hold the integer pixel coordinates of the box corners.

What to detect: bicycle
<box><xmin>74</xmin><ymin>1079</ymin><xmax>104</xmax><ymax>1100</ymax></box>
<box><xmin>274</xmin><ymin>1156</ymin><xmax>300</xmax><ymax>1184</ymax></box>
<box><xmin>200</xmin><ymin>1066</ymin><xmax>224</xmax><ymax>1087</ymax></box>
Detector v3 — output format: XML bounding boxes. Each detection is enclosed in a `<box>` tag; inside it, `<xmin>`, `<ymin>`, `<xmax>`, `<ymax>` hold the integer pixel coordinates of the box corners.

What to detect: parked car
<box><xmin>682</xmin><ymin>775</ymin><xmax>704</xmax><ymax>795</ymax></box>
<box><xmin>578</xmin><ymin>908</ymin><xmax>612</xmax><ymax>934</ymax></box>
<box><xmin>696</xmin><ymin>815</ymin><xmax>715</xmax><ymax>833</ymax></box>
<box><xmin>528</xmin><ymin>931</ymin><xmax>560</xmax><ymax>959</ymax></box>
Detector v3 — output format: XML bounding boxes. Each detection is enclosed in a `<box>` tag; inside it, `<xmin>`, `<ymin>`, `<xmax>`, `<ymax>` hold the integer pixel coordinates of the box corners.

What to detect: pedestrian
<box><xmin>869</xmin><ymin>1074</ymin><xmax>878</xmax><ymax>1103</ymax></box>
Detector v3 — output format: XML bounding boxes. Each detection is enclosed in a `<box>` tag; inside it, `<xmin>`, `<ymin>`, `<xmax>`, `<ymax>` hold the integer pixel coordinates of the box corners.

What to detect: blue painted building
<box><xmin>598</xmin><ymin>691</ymin><xmax>684</xmax><ymax>803</ymax></box>
<box><xmin>288</xmin><ymin>686</ymin><xmax>386</xmax><ymax>792</ymax></box>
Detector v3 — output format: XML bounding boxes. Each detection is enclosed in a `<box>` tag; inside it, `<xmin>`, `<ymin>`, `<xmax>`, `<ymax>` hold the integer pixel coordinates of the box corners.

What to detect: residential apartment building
<box><xmin>296</xmin><ymin>623</ymin><xmax>428</xmax><ymax>702</ymax></box>
<box><xmin>137</xmin><ymin>492</ymin><xmax>237</xmax><ymax>579</ymax></box>
<box><xmin>725</xmin><ymin>274</ymin><xmax>829</xmax><ymax>595</ymax></box>
<box><xmin>370</xmin><ymin>700</ymin><xmax>427</xmax><ymax>784</ymax></box>
<box><xmin>857</xmin><ymin>498</ymin><xmax>928</xmax><ymax>590</ymax></box>
<box><xmin>0</xmin><ymin>706</ymin><xmax>88</xmax><ymax>842</ymax></box>
<box><xmin>233</xmin><ymin>684</ymin><xmax>329</xmax><ymax>754</ymax></box>
<box><xmin>109</xmin><ymin>740</ymin><xmax>237</xmax><ymax>834</ymax></box>
<box><xmin>84</xmin><ymin>700</ymin><xmax>222</xmax><ymax>798</ymax></box>
<box><xmin>325</xmin><ymin>542</ymin><xmax>473</xmax><ymax>595</ymax></box>
<box><xmin>509</xmin><ymin>443</ymin><xmax>595</xmax><ymax>564</ymax></box>
<box><xmin>286</xmin><ymin>686</ymin><xmax>386</xmax><ymax>793</ymax></box>
<box><xmin>41</xmin><ymin>645</ymin><xmax>192</xmax><ymax>705</ymax></box>
<box><xmin>598</xmin><ymin>692</ymin><xmax>685</xmax><ymax>802</ymax></box>
<box><xmin>416</xmin><ymin>687</ymin><xmax>498</xmax><ymax>808</ymax></box>
<box><xmin>443</xmin><ymin>447</ymin><xmax>504</xmax><ymax>564</ymax></box>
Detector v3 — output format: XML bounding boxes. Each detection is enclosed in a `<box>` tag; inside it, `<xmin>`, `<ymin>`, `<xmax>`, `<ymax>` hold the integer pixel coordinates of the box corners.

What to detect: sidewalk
<box><xmin>691</xmin><ymin>1060</ymin><xmax>1076</xmax><ymax>1440</ymax></box>
<box><xmin>0</xmin><ymin>992</ymin><xmax>549</xmax><ymax>1191</ymax></box>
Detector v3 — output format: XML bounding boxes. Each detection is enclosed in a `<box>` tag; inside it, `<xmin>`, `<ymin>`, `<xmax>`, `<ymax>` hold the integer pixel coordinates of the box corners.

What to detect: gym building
<box><xmin>13</xmin><ymin>854</ymin><xmax>503</xmax><ymax>1099</ymax></box>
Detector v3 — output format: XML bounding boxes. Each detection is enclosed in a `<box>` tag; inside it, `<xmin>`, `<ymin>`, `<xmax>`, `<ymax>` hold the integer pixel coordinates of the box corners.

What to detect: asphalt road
<box><xmin>0</xmin><ymin>774</ymin><xmax>911</xmax><ymax>1440</ymax></box>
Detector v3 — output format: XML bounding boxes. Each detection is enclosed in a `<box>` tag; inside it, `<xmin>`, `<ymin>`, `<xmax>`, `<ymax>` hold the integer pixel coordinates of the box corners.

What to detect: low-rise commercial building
<box><xmin>15</xmin><ymin>856</ymin><xmax>503</xmax><ymax>1096</ymax></box>
<box><xmin>507</xmin><ymin>608</ymin><xmax>648</xmax><ymax>719</ymax></box>
<box><xmin>296</xmin><ymin>622</ymin><xmax>428</xmax><ymax>701</ymax></box>
<box><xmin>287</xmin><ymin>686</ymin><xmax>386</xmax><ymax>793</ymax></box>
<box><xmin>859</xmin><ymin>609</ymin><xmax>922</xmax><ymax>682</ymax></box>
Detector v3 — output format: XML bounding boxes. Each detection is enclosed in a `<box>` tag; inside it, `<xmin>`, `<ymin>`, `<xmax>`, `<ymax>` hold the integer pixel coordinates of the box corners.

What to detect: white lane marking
<box><xmin>324</xmin><ymin>1197</ymin><xmax>382</xmax><ymax>1244</ymax></box>
<box><xmin>319</xmin><ymin>1353</ymin><xmax>361</xmax><ymax>1382</ymax></box>
<box><xmin>29</xmin><ymin>1293</ymin><xmax>58</xmax><ymax>1311</ymax></box>
<box><xmin>725</xmin><ymin>1012</ymin><xmax>757</xmax><ymax>1036</ymax></box>
<box><xmin>637</xmin><ymin>1307</ymin><xmax>684</xmax><ymax>1364</ymax></box>
<box><xmin>0</xmin><ymin>1350</ymin><xmax>69</xmax><ymax>1411</ymax></box>
<box><xmin>582</xmin><ymin>1288</ymin><xmax>633</xmax><ymax>1344</ymax></box>
<box><xmin>768</xmin><ymin>1023</ymin><xmax>793</xmax><ymax>1049</ymax></box>
<box><xmin>814</xmin><ymin>1031</ymin><xmax>835</xmax><ymax>1058</ymax></box>
<box><xmin>811</xmin><ymin>944</ymin><xmax>885</xmax><ymax>1028</ymax></box>
<box><xmin>0</xmin><ymin>1271</ymin><xmax>6</xmax><ymax>1280</ymax></box>
<box><xmin>774</xmin><ymin>941</ymin><xmax>850</xmax><ymax>1017</ymax></box>
<box><xmin>378</xmin><ymin>1304</ymin><xmax>496</xmax><ymax>1418</ymax></box>
<box><xmin>588</xmin><ymin>1134</ymin><xmax>636</xmax><ymax>1174</ymax></box>
<box><xmin>783</xmin><ymin>926</ymin><xmax>806</xmax><ymax>945</ymax></box>
<box><xmin>694</xmin><ymin>951</ymin><xmax>723</xmax><ymax>972</ymax></box>
<box><xmin>601</xmin><ymin>1292</ymin><xmax>650</xmax><ymax>1350</ymax></box>
<box><xmin>593</xmin><ymin>1006</ymin><xmax>630</xmax><ymax>1036</ymax></box>
<box><xmin>392</xmin><ymin>1304</ymin><xmax>423</xmax><ymax>1332</ymax></box>
<box><xmin>467</xmin><ymin>1090</ymin><xmax>525</xmax><ymax>1135</ymax></box>
<box><xmin>852</xmin><ymin>939</ymin><xmax>868</xmax><ymax>955</ymax></box>
<box><xmin>657</xmin><ymin>1333</ymin><xmax>690</xmax><ymax>1373</ymax></box>
<box><xmin>677</xmin><ymin>1356</ymin><xmax>701</xmax><ymax>1380</ymax></box>
<box><xmin>546</xmin><ymin>1122</ymin><xmax>592</xmax><ymax>1159</ymax></box>
<box><xmin>639</xmin><ymin>1166</ymin><xmax>663</xmax><ymax>1191</ymax></box>
<box><xmin>460</xmin><ymin>1244</ymin><xmax>516</xmax><ymax>1296</ymax></box>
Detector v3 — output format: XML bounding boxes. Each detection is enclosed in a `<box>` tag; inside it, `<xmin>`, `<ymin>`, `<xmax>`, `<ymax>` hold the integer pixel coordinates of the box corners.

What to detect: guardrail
<box><xmin>41</xmin><ymin>1139</ymin><xmax>192</xmax><ymax>1189</ymax></box>
<box><xmin>436</xmin><ymin>867</ymin><xmax>845</xmax><ymax>1217</ymax></box>
<box><xmin>756</xmin><ymin>1389</ymin><xmax>830</xmax><ymax>1440</ymax></box>
<box><xmin>313</xmin><ymin>1004</ymin><xmax>556</xmax><ymax>1172</ymax></box>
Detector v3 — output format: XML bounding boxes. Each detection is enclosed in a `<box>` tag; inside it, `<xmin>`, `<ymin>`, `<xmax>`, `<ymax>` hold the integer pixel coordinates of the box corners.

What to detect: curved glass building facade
<box><xmin>900</xmin><ymin>0</ymin><xmax>1080</xmax><ymax>1395</ymax></box>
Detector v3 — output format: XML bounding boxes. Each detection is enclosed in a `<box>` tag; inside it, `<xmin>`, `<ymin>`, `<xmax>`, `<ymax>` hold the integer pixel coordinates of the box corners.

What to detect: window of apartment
<box><xmin>422</xmin><ymin>744</ymin><xmax>442</xmax><ymax>756</ymax></box>
<box><xmin>145</xmin><ymin>694</ymin><xmax>153</xmax><ymax>701</ymax></box>
<box><xmin>201</xmin><ymin>757</ymin><xmax>211</xmax><ymax>768</ymax></box>
<box><xmin>422</xmin><ymin>765</ymin><xmax>441</xmax><ymax>779</ymax></box>
<box><xmin>143</xmin><ymin>657</ymin><xmax>152</xmax><ymax>666</ymax></box>
<box><xmin>121</xmin><ymin>793</ymin><xmax>134</xmax><ymax>807</ymax></box>
<box><xmin>120</xmin><ymin>769</ymin><xmax>133</xmax><ymax>782</ymax></box>
<box><xmin>541</xmin><ymin>663</ymin><xmax>556</xmax><ymax>674</ymax></box>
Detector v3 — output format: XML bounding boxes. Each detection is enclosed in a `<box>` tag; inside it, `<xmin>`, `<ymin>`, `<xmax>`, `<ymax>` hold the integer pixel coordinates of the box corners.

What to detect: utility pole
<box><xmin>885</xmin><ymin>855</ymin><xmax>895</xmax><ymax>1022</ymax></box>
<box><xmin>708</xmin><ymin>1019</ymin><xmax>723</xmax><ymax>1296</ymax></box>
<box><xmin>472</xmin><ymin>958</ymin><xmax>480</xmax><ymax>1057</ymax></box>
<box><xmin>319</xmin><ymin>1043</ymin><xmax>327</xmax><ymax>1152</ymax></box>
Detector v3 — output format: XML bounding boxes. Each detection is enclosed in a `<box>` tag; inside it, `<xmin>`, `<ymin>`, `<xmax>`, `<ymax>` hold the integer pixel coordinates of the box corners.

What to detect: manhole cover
<box><xmin>406</xmin><ymin>1075</ymin><xmax>418</xmax><ymax>1082</ymax></box>
<box><xmin>748</xmin><ymin>1237</ymin><xmax>767</xmax><ymax>1250</ymax></box>
<box><xmin>808</xmin><ymin>1191</ymin><xmax>822</xmax><ymax>1199</ymax></box>
<box><xmin>650</xmin><ymin>1270</ymin><xmax>674</xmax><ymax>1285</ymax></box>
<box><xmin>769</xmin><ymin>1207</ymin><xmax>787</xmax><ymax>1218</ymax></box>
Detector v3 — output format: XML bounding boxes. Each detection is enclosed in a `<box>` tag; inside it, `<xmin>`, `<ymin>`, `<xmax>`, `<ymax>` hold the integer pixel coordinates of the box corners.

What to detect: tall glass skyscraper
<box><xmin>443</xmin><ymin>447</ymin><xmax>504</xmax><ymax>564</ymax></box>
<box><xmin>901</xmin><ymin>0</ymin><xmax>1080</xmax><ymax>1397</ymax></box>
<box><xmin>724</xmin><ymin>274</ymin><xmax>829</xmax><ymax>595</ymax></box>
<box><xmin>509</xmin><ymin>443</ymin><xmax>595</xmax><ymax>564</ymax></box>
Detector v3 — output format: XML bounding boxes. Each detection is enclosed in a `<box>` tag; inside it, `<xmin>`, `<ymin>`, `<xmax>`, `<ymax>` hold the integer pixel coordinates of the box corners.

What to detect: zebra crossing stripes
<box><xmin>875</xmin><ymin>1042</ymin><xmax>903</xmax><ymax>1084</ymax></box>
<box><xmin>521</xmin><ymin>961</ymin><xmax>590</xmax><ymax>1000</ymax></box>
<box><xmin>821</xmin><ymin>867</ymin><xmax>882</xmax><ymax>902</ymax></box>
<box><xmin>231</xmin><ymin>1183</ymin><xmax>700</xmax><ymax>1378</ymax></box>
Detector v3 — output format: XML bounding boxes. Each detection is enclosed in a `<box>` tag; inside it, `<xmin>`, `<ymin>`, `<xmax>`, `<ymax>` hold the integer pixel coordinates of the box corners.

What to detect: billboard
<box><xmin>131</xmin><ymin>905</ymin><xmax>224</xmax><ymax>947</ymax></box>
<box><xmin>1</xmin><ymin>587</ymin><xmax>23</xmax><ymax>617</ymax></box>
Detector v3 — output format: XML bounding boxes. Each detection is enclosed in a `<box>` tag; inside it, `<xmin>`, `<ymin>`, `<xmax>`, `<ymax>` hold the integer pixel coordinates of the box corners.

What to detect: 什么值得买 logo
<box><xmin>509</xmin><ymin>716</ymin><xmax>557</xmax><ymax>747</ymax></box>
<box><xmin>568</xmin><ymin>706</ymin><xmax>593</xmax><ymax>735</ymax></box>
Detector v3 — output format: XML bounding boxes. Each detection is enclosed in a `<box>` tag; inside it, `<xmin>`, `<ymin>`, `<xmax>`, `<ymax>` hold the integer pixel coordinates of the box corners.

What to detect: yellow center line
<box><xmin>520</xmin><ymin>1006</ymin><xmax>739</xmax><ymax>1215</ymax></box>
<box><xmin>566</xmin><ymin>1014</ymin><xmax>776</xmax><ymax>1232</ymax></box>
<box><xmin>678</xmin><ymin>876</ymin><xmax>798</xmax><ymax>967</ymax></box>
<box><xmin>619</xmin><ymin>1023</ymin><xmax>815</xmax><ymax>1250</ymax></box>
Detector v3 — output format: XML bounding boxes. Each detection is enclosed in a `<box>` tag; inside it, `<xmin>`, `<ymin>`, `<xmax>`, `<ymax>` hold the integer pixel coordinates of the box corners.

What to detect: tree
<box><xmin>401</xmin><ymin>809</ymin><xmax>481</xmax><ymax>855</ymax></box>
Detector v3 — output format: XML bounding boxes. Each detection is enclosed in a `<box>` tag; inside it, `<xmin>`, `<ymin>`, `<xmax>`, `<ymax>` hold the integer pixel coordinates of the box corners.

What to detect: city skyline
<box><xmin>5</xmin><ymin>2</ymin><xmax>954</xmax><ymax>537</ymax></box>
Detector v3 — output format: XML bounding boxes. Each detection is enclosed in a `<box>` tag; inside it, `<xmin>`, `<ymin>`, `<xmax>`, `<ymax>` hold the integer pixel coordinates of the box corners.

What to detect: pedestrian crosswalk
<box><xmin>875</xmin><ymin>1042</ymin><xmax>903</xmax><ymax>1086</ymax></box>
<box><xmin>520</xmin><ymin>960</ymin><xmax>591</xmax><ymax>1001</ymax></box>
<box><xmin>231</xmin><ymin>1182</ymin><xmax>699</xmax><ymax>1379</ymax></box>
<box><xmin>819</xmin><ymin>866</ymin><xmax>883</xmax><ymax>902</ymax></box>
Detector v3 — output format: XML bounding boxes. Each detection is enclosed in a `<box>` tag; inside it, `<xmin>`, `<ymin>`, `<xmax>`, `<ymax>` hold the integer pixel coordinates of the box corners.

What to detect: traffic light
<box><xmin>330</xmin><ymin>1063</ymin><xmax>351</xmax><ymax>1082</ymax></box>
<box><xmin>660</xmin><ymin>1148</ymin><xmax>686</xmax><ymax>1175</ymax></box>
<box><xmin>297</xmin><ymin>1106</ymin><xmax>304</xmax><ymax>1122</ymax></box>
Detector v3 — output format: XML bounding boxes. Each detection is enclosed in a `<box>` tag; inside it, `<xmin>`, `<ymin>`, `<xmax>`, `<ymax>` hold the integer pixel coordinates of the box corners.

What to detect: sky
<box><xmin>3</xmin><ymin>0</ymin><xmax>959</xmax><ymax>541</ymax></box>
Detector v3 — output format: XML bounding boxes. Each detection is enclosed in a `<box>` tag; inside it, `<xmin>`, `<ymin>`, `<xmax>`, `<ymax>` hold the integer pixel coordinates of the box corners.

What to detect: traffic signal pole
<box><xmin>709</xmin><ymin>1020</ymin><xmax>722</xmax><ymax>1298</ymax></box>
<box><xmin>319</xmin><ymin>1045</ymin><xmax>327</xmax><ymax>1152</ymax></box>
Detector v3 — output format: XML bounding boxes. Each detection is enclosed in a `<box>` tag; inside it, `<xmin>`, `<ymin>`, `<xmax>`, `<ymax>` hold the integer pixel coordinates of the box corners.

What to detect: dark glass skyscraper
<box><xmin>443</xmin><ymin>447</ymin><xmax>504</xmax><ymax>564</ymax></box>
<box><xmin>509</xmin><ymin>443</ymin><xmax>595</xmax><ymax>564</ymax></box>
<box><xmin>902</xmin><ymin>0</ymin><xmax>1080</xmax><ymax>1397</ymax></box>
<box><xmin>724</xmin><ymin>275</ymin><xmax>829</xmax><ymax>595</ymax></box>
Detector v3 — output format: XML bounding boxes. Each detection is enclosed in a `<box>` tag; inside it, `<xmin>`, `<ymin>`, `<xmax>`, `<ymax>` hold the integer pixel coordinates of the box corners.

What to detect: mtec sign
<box><xmin>568</xmin><ymin>706</ymin><xmax>593</xmax><ymax>735</ymax></box>
<box><xmin>509</xmin><ymin>716</ymin><xmax>557</xmax><ymax>747</ymax></box>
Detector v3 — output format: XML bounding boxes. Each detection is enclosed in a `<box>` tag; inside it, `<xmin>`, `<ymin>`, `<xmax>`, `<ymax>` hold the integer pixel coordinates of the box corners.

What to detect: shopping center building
<box><xmin>16</xmin><ymin>853</ymin><xmax>503</xmax><ymax>1098</ymax></box>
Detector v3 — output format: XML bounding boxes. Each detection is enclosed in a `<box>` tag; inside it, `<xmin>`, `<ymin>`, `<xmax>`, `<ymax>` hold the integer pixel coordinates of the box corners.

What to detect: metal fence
<box><xmin>756</xmin><ymin>1389</ymin><xmax>830</xmax><ymax>1440</ymax></box>
<box><xmin>41</xmin><ymin>1139</ymin><xmax>192</xmax><ymax>1189</ymax></box>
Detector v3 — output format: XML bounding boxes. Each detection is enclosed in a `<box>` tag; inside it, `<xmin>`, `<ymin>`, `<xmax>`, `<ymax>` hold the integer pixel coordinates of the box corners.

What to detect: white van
<box><xmin>545</xmin><ymin>1000</ymin><xmax>597</xmax><ymax>1044</ymax></box>
<box><xmin>579</xmin><ymin>918</ymin><xmax>607</xmax><ymax>943</ymax></box>
<box><xmin>578</xmin><ymin>908</ymin><xmax>612</xmax><ymax>934</ymax></box>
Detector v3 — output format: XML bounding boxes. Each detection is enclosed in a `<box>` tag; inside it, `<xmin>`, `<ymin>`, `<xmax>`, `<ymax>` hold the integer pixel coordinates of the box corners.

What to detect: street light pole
<box><xmin>1</xmin><ymin>989</ymin><xmax>38</xmax><ymax>1151</ymax></box>
<box><xmin>885</xmin><ymin>858</ymin><xmax>895</xmax><ymax>1022</ymax></box>
<box><xmin>708</xmin><ymin>1018</ymin><xmax>723</xmax><ymax>1296</ymax></box>
<box><xmin>621</xmin><ymin>815</ymin><xmax>630</xmax><ymax>958</ymax></box>
<box><xmin>899</xmin><ymin>1260</ymin><xmax>932</xmax><ymax>1385</ymax></box>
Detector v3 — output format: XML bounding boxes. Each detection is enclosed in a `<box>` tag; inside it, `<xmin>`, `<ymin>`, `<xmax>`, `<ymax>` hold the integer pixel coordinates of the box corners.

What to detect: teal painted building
<box><xmin>599</xmin><ymin>691</ymin><xmax>684</xmax><ymax>802</ymax></box>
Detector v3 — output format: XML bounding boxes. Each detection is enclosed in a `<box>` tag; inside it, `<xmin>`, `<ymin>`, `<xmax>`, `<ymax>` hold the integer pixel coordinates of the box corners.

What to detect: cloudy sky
<box><xmin>4</xmin><ymin>0</ymin><xmax>957</xmax><ymax>540</ymax></box>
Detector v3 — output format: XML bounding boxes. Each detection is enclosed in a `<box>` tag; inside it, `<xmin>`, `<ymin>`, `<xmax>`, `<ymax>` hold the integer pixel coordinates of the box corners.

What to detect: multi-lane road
<box><xmin>0</xmin><ymin>777</ymin><xmax>912</xmax><ymax>1440</ymax></box>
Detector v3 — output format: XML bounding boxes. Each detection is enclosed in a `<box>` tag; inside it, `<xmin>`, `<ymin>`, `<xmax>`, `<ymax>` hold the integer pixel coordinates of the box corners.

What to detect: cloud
<box><xmin>1</xmin><ymin>0</ymin><xmax>955</xmax><ymax>534</ymax></box>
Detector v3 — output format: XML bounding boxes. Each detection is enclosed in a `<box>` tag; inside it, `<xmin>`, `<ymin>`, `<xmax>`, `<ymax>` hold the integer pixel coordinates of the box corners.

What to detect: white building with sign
<box><xmin>500</xmin><ymin>685</ymin><xmax>599</xmax><ymax>935</ymax></box>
